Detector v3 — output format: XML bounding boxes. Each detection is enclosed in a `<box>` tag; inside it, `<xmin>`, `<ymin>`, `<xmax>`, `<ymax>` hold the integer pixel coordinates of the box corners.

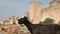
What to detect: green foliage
<box><xmin>42</xmin><ymin>18</ymin><xmax>55</xmax><ymax>24</ymax></box>
<box><xmin>43</xmin><ymin>18</ymin><xmax>54</xmax><ymax>24</ymax></box>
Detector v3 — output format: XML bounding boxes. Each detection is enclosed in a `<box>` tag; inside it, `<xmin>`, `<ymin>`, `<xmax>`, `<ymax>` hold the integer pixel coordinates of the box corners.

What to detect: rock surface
<box><xmin>0</xmin><ymin>24</ymin><xmax>31</xmax><ymax>34</ymax></box>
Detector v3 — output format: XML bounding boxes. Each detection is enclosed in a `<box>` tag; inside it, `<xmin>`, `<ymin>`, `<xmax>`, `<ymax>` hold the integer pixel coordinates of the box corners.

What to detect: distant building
<box><xmin>9</xmin><ymin>16</ymin><xmax>18</xmax><ymax>25</ymax></box>
<box><xmin>29</xmin><ymin>2</ymin><xmax>42</xmax><ymax>24</ymax></box>
<box><xmin>3</xmin><ymin>16</ymin><xmax>18</xmax><ymax>25</ymax></box>
<box><xmin>25</xmin><ymin>0</ymin><xmax>60</xmax><ymax>24</ymax></box>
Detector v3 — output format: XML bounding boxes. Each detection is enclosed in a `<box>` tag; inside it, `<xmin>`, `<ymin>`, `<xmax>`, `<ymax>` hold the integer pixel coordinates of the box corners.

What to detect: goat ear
<box><xmin>21</xmin><ymin>16</ymin><xmax>24</xmax><ymax>18</ymax></box>
<box><xmin>24</xmin><ymin>16</ymin><xmax>27</xmax><ymax>18</ymax></box>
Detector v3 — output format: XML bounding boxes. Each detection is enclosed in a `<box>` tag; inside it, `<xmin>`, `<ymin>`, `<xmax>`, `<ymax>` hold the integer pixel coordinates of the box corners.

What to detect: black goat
<box><xmin>18</xmin><ymin>16</ymin><xmax>60</xmax><ymax>34</ymax></box>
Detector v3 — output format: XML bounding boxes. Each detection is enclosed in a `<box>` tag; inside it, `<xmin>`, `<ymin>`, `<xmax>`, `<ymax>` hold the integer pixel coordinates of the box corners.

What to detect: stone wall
<box><xmin>29</xmin><ymin>2</ymin><xmax>42</xmax><ymax>24</ymax></box>
<box><xmin>26</xmin><ymin>0</ymin><xmax>60</xmax><ymax>24</ymax></box>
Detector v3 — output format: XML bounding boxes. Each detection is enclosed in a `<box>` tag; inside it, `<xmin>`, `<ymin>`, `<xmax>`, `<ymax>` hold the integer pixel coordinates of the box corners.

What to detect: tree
<box><xmin>43</xmin><ymin>18</ymin><xmax>55</xmax><ymax>24</ymax></box>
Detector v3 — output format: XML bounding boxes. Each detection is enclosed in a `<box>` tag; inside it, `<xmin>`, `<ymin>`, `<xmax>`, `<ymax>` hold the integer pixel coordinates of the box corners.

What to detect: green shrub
<box><xmin>39</xmin><ymin>18</ymin><xmax>54</xmax><ymax>24</ymax></box>
<box><xmin>42</xmin><ymin>18</ymin><xmax>55</xmax><ymax>24</ymax></box>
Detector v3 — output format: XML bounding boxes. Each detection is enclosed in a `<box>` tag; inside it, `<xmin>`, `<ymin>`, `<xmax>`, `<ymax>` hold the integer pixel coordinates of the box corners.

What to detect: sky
<box><xmin>0</xmin><ymin>0</ymin><xmax>52</xmax><ymax>21</ymax></box>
